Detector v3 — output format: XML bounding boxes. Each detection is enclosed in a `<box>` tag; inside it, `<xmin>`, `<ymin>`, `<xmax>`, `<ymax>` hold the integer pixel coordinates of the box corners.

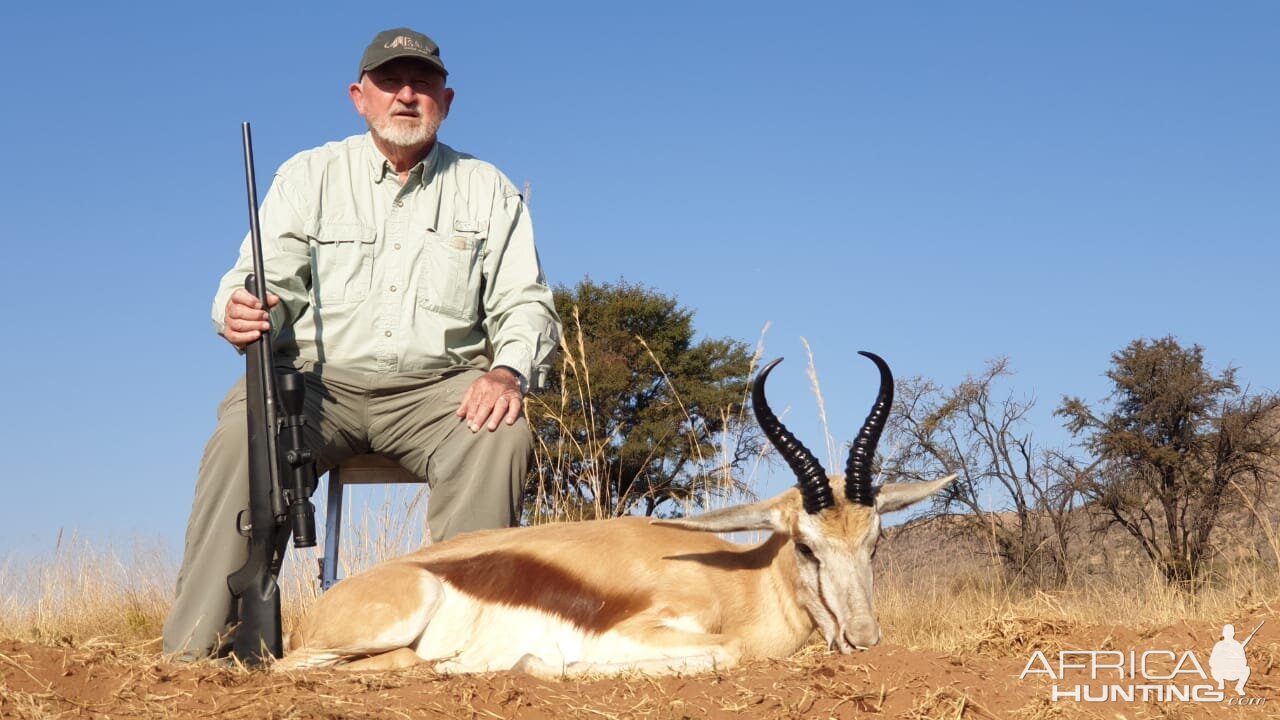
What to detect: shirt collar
<box><xmin>364</xmin><ymin>132</ymin><xmax>441</xmax><ymax>186</ymax></box>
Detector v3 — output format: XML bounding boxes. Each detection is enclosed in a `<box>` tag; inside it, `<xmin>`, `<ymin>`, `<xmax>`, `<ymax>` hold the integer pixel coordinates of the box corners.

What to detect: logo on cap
<box><xmin>385</xmin><ymin>36</ymin><xmax>423</xmax><ymax>51</ymax></box>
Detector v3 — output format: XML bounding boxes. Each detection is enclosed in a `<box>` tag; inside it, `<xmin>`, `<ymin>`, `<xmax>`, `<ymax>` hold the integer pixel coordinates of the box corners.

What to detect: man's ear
<box><xmin>349</xmin><ymin>81</ymin><xmax>366</xmax><ymax>116</ymax></box>
<box><xmin>441</xmin><ymin>87</ymin><xmax>455</xmax><ymax>118</ymax></box>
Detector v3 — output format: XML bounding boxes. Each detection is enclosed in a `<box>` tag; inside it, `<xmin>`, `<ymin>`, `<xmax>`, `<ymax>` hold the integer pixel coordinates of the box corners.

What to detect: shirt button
<box><xmin>394</xmin><ymin>243</ymin><xmax>401</xmax><ymax>250</ymax></box>
<box><xmin>395</xmin><ymin>200</ymin><xmax>404</xmax><ymax>208</ymax></box>
<box><xmin>389</xmin><ymin>285</ymin><xmax>397</xmax><ymax>292</ymax></box>
<box><xmin>385</xmin><ymin>331</ymin><xmax>392</xmax><ymax>337</ymax></box>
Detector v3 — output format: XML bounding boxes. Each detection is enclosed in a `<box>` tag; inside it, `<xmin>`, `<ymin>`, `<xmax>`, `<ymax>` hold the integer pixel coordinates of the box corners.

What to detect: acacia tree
<box><xmin>886</xmin><ymin>358</ymin><xmax>1080</xmax><ymax>584</ymax></box>
<box><xmin>525</xmin><ymin>279</ymin><xmax>761</xmax><ymax>520</ymax></box>
<box><xmin>1057</xmin><ymin>337</ymin><xmax>1280</xmax><ymax>586</ymax></box>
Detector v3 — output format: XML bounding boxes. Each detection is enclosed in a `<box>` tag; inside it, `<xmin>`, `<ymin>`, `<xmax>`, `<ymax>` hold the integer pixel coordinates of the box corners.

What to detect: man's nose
<box><xmin>394</xmin><ymin>83</ymin><xmax>417</xmax><ymax>103</ymax></box>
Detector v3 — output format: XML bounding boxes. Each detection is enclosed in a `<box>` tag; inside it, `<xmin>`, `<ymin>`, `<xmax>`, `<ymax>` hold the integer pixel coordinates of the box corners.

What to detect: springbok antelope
<box><xmin>277</xmin><ymin>352</ymin><xmax>954</xmax><ymax>675</ymax></box>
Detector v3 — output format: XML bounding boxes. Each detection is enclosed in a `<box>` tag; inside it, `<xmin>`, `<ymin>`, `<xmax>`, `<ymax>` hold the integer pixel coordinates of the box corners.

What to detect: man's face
<box><xmin>350</xmin><ymin>58</ymin><xmax>455</xmax><ymax>149</ymax></box>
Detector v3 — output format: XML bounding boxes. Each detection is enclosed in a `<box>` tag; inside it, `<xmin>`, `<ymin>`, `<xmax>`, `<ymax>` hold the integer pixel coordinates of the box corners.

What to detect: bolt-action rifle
<box><xmin>226</xmin><ymin>122</ymin><xmax>319</xmax><ymax>666</ymax></box>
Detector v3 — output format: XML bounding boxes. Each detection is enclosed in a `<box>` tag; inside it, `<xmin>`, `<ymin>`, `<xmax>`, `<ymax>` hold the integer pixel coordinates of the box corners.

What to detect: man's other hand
<box><xmin>221</xmin><ymin>288</ymin><xmax>280</xmax><ymax>351</ymax></box>
<box><xmin>456</xmin><ymin>368</ymin><xmax>524</xmax><ymax>432</ymax></box>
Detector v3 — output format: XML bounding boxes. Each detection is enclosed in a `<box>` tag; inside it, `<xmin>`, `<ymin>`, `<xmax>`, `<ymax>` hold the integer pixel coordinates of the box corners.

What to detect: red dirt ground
<box><xmin>3</xmin><ymin>616</ymin><xmax>1278</xmax><ymax>719</ymax></box>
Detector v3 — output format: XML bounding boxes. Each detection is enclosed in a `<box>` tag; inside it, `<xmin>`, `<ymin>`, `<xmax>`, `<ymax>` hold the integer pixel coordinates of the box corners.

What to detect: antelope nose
<box><xmin>846</xmin><ymin>621</ymin><xmax>881</xmax><ymax>650</ymax></box>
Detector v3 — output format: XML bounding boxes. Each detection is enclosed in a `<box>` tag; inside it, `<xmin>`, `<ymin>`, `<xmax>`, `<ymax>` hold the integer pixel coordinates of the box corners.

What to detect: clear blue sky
<box><xmin>0</xmin><ymin>2</ymin><xmax>1275</xmax><ymax>558</ymax></box>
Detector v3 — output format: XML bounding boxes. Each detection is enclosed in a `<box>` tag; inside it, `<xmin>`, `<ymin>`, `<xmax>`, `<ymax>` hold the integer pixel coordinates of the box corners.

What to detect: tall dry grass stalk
<box><xmin>525</xmin><ymin>305</ymin><xmax>608</xmax><ymax>522</ymax></box>
<box><xmin>1232</xmin><ymin>477</ymin><xmax>1280</xmax><ymax>570</ymax></box>
<box><xmin>800</xmin><ymin>336</ymin><xmax>837</xmax><ymax>471</ymax></box>
<box><xmin>525</xmin><ymin>311</ymin><xmax>769</xmax><ymax>523</ymax></box>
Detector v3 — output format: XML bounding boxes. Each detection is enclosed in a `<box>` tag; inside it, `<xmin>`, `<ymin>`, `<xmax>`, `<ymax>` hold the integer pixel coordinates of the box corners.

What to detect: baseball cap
<box><xmin>358</xmin><ymin>28</ymin><xmax>448</xmax><ymax>78</ymax></box>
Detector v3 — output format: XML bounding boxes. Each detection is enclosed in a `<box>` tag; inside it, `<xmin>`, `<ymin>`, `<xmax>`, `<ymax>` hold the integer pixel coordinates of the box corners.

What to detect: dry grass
<box><xmin>876</xmin><ymin>549</ymin><xmax>1280</xmax><ymax>660</ymax></box>
<box><xmin>0</xmin><ymin>531</ymin><xmax>171</xmax><ymax>647</ymax></box>
<box><xmin>0</xmin><ymin>483</ymin><xmax>439</xmax><ymax>647</ymax></box>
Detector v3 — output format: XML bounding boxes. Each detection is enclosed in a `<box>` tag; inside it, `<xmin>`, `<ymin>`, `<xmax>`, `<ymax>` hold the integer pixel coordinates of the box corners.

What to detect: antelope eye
<box><xmin>795</xmin><ymin>543</ymin><xmax>816</xmax><ymax>559</ymax></box>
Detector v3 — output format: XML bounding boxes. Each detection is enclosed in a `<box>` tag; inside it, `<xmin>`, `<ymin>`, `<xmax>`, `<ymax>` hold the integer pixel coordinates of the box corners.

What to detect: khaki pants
<box><xmin>162</xmin><ymin>362</ymin><xmax>530</xmax><ymax>658</ymax></box>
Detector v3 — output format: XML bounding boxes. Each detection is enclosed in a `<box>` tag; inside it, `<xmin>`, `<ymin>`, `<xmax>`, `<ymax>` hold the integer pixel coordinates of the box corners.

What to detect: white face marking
<box><xmin>791</xmin><ymin>509</ymin><xmax>881</xmax><ymax>652</ymax></box>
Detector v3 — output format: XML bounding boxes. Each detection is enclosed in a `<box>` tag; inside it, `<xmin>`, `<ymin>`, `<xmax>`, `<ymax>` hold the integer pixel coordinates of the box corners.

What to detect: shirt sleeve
<box><xmin>480</xmin><ymin>182</ymin><xmax>561</xmax><ymax>388</ymax></box>
<box><xmin>211</xmin><ymin>172</ymin><xmax>313</xmax><ymax>341</ymax></box>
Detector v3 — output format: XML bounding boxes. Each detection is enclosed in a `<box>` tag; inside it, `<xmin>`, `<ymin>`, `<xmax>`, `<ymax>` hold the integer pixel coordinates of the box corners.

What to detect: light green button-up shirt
<box><xmin>213</xmin><ymin>134</ymin><xmax>560</xmax><ymax>384</ymax></box>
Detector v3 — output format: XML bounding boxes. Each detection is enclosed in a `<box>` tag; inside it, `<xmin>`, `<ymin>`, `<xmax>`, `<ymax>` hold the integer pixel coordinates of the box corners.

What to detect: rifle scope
<box><xmin>278</xmin><ymin>371</ymin><xmax>317</xmax><ymax>548</ymax></box>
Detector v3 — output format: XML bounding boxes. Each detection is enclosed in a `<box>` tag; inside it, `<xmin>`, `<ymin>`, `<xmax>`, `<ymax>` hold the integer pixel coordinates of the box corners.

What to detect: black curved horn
<box><xmin>844</xmin><ymin>351</ymin><xmax>893</xmax><ymax>507</ymax></box>
<box><xmin>752</xmin><ymin>358</ymin><xmax>834</xmax><ymax>514</ymax></box>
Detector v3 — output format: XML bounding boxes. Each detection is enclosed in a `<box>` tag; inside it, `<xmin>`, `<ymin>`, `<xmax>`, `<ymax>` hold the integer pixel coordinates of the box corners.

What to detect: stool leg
<box><xmin>321</xmin><ymin>468</ymin><xmax>344</xmax><ymax>591</ymax></box>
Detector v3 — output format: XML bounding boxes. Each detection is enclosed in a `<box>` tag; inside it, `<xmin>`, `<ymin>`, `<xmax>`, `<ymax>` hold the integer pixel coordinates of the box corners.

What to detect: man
<box><xmin>1210</xmin><ymin>623</ymin><xmax>1252</xmax><ymax>696</ymax></box>
<box><xmin>163</xmin><ymin>28</ymin><xmax>561</xmax><ymax>660</ymax></box>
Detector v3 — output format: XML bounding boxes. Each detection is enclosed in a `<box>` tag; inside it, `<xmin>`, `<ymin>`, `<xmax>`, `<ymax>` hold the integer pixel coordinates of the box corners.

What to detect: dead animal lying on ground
<box><xmin>276</xmin><ymin>352</ymin><xmax>955</xmax><ymax>676</ymax></box>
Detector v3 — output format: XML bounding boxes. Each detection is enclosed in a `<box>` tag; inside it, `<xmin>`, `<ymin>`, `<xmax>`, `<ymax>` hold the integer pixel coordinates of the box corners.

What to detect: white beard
<box><xmin>367</xmin><ymin>106</ymin><xmax>443</xmax><ymax>148</ymax></box>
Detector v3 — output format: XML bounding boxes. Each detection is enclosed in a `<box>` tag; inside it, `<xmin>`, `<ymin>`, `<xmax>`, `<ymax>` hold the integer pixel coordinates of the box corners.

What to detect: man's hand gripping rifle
<box><xmin>226</xmin><ymin>122</ymin><xmax>319</xmax><ymax>666</ymax></box>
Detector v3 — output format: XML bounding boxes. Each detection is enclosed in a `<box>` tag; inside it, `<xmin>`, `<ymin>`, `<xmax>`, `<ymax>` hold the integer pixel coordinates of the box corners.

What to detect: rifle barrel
<box><xmin>1243</xmin><ymin>620</ymin><xmax>1265</xmax><ymax>648</ymax></box>
<box><xmin>241</xmin><ymin>123</ymin><xmax>283</xmax><ymax>516</ymax></box>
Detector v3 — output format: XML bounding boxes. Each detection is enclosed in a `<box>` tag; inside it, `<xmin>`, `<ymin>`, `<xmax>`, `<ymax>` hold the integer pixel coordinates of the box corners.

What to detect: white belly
<box><xmin>413</xmin><ymin>583</ymin><xmax>703</xmax><ymax>673</ymax></box>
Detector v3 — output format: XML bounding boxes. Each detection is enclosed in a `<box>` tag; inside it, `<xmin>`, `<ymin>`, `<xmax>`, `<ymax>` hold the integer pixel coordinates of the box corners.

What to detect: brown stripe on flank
<box><xmin>421</xmin><ymin>551</ymin><xmax>652</xmax><ymax>633</ymax></box>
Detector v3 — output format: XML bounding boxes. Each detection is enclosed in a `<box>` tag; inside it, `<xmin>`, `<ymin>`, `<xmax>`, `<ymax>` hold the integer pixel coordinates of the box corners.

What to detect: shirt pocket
<box><xmin>417</xmin><ymin>226</ymin><xmax>486</xmax><ymax>322</ymax></box>
<box><xmin>309</xmin><ymin>222</ymin><xmax>376</xmax><ymax>306</ymax></box>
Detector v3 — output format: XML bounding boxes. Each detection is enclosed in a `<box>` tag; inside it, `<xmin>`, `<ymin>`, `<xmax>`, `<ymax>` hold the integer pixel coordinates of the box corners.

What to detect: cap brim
<box><xmin>361</xmin><ymin>51</ymin><xmax>448</xmax><ymax>77</ymax></box>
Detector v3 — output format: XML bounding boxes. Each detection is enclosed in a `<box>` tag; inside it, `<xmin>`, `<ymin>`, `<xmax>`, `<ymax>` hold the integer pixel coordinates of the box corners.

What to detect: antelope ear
<box><xmin>653</xmin><ymin>498</ymin><xmax>790</xmax><ymax>534</ymax></box>
<box><xmin>875</xmin><ymin>474</ymin><xmax>957</xmax><ymax>514</ymax></box>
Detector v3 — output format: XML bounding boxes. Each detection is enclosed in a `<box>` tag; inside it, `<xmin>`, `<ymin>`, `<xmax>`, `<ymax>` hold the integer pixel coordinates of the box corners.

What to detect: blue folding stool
<box><xmin>320</xmin><ymin>454</ymin><xmax>424</xmax><ymax>591</ymax></box>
